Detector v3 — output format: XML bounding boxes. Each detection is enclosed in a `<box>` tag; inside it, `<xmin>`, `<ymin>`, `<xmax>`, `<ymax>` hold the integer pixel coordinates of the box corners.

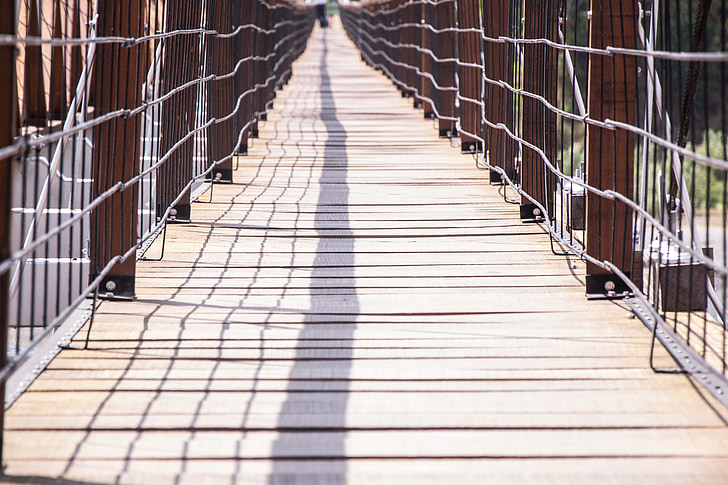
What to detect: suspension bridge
<box><xmin>1</xmin><ymin>1</ymin><xmax>728</xmax><ymax>483</ymax></box>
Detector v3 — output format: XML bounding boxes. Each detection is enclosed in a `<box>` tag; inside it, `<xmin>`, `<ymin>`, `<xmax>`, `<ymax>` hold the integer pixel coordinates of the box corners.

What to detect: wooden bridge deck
<box><xmin>4</xmin><ymin>26</ymin><xmax>728</xmax><ymax>485</ymax></box>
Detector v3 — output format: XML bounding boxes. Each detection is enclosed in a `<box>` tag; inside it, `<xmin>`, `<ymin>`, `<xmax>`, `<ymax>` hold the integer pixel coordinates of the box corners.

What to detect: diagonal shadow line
<box><xmin>268</xmin><ymin>29</ymin><xmax>358</xmax><ymax>480</ymax></box>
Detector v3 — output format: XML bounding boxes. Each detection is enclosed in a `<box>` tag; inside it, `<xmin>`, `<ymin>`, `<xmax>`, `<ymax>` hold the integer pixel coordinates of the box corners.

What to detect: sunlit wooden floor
<box><xmin>4</xmin><ymin>24</ymin><xmax>728</xmax><ymax>485</ymax></box>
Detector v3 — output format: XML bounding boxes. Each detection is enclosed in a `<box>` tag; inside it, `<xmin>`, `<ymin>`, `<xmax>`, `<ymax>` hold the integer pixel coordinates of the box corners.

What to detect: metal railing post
<box><xmin>482</xmin><ymin>0</ymin><xmax>513</xmax><ymax>184</ymax></box>
<box><xmin>90</xmin><ymin>0</ymin><xmax>147</xmax><ymax>299</ymax></box>
<box><xmin>403</xmin><ymin>1</ymin><xmax>418</xmax><ymax>101</ymax></box>
<box><xmin>236</xmin><ymin>0</ymin><xmax>256</xmax><ymax>156</ymax></box>
<box><xmin>433</xmin><ymin>0</ymin><xmax>457</xmax><ymax>138</ymax></box>
<box><xmin>520</xmin><ymin>0</ymin><xmax>558</xmax><ymax>221</ymax></box>
<box><xmin>50</xmin><ymin>0</ymin><xmax>68</xmax><ymax>120</ymax></box>
<box><xmin>0</xmin><ymin>0</ymin><xmax>17</xmax><ymax>465</ymax></box>
<box><xmin>207</xmin><ymin>0</ymin><xmax>235</xmax><ymax>183</ymax></box>
<box><xmin>585</xmin><ymin>0</ymin><xmax>638</xmax><ymax>296</ymax></box>
<box><xmin>24</xmin><ymin>0</ymin><xmax>47</xmax><ymax>125</ymax></box>
<box><xmin>420</xmin><ymin>1</ymin><xmax>435</xmax><ymax>119</ymax></box>
<box><xmin>456</xmin><ymin>0</ymin><xmax>484</xmax><ymax>153</ymax></box>
<box><xmin>157</xmin><ymin>1</ymin><xmax>203</xmax><ymax>222</ymax></box>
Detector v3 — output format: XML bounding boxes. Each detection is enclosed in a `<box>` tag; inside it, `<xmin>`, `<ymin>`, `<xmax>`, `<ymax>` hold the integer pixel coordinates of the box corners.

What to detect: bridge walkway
<box><xmin>3</xmin><ymin>25</ymin><xmax>728</xmax><ymax>485</ymax></box>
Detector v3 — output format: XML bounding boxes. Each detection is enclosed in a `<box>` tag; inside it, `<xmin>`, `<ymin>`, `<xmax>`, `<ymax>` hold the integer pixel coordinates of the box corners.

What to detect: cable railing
<box><xmin>0</xmin><ymin>0</ymin><xmax>315</xmax><ymax>443</ymax></box>
<box><xmin>340</xmin><ymin>0</ymin><xmax>728</xmax><ymax>404</ymax></box>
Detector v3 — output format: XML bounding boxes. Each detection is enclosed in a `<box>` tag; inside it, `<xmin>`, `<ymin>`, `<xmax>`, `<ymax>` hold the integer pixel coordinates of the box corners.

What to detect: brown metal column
<box><xmin>434</xmin><ymin>0</ymin><xmax>457</xmax><ymax>138</ymax></box>
<box><xmin>420</xmin><ymin>1</ymin><xmax>435</xmax><ymax>118</ymax></box>
<box><xmin>49</xmin><ymin>0</ymin><xmax>68</xmax><ymax>120</ymax></box>
<box><xmin>207</xmin><ymin>0</ymin><xmax>235</xmax><ymax>183</ymax></box>
<box><xmin>585</xmin><ymin>0</ymin><xmax>638</xmax><ymax>295</ymax></box>
<box><xmin>403</xmin><ymin>1</ymin><xmax>418</xmax><ymax>101</ymax></box>
<box><xmin>482</xmin><ymin>0</ymin><xmax>513</xmax><ymax>183</ymax></box>
<box><xmin>520</xmin><ymin>0</ymin><xmax>558</xmax><ymax>221</ymax></box>
<box><xmin>0</xmin><ymin>0</ymin><xmax>17</xmax><ymax>464</ymax></box>
<box><xmin>156</xmin><ymin>1</ymin><xmax>203</xmax><ymax>223</ymax></box>
<box><xmin>369</xmin><ymin>2</ymin><xmax>381</xmax><ymax>69</ymax></box>
<box><xmin>456</xmin><ymin>0</ymin><xmax>484</xmax><ymax>153</ymax></box>
<box><xmin>90</xmin><ymin>0</ymin><xmax>147</xmax><ymax>298</ymax></box>
<box><xmin>236</xmin><ymin>0</ymin><xmax>256</xmax><ymax>156</ymax></box>
<box><xmin>24</xmin><ymin>0</ymin><xmax>47</xmax><ymax>125</ymax></box>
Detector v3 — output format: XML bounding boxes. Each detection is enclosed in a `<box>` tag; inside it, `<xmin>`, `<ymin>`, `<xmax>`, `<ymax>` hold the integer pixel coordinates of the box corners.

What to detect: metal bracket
<box><xmin>167</xmin><ymin>203</ymin><xmax>191</xmax><ymax>223</ymax></box>
<box><xmin>490</xmin><ymin>168</ymin><xmax>517</xmax><ymax>186</ymax></box>
<box><xmin>461</xmin><ymin>140</ymin><xmax>483</xmax><ymax>154</ymax></box>
<box><xmin>212</xmin><ymin>169</ymin><xmax>233</xmax><ymax>184</ymax></box>
<box><xmin>519</xmin><ymin>203</ymin><xmax>545</xmax><ymax>223</ymax></box>
<box><xmin>439</xmin><ymin>127</ymin><xmax>457</xmax><ymax>138</ymax></box>
<box><xmin>97</xmin><ymin>275</ymin><xmax>135</xmax><ymax>300</ymax></box>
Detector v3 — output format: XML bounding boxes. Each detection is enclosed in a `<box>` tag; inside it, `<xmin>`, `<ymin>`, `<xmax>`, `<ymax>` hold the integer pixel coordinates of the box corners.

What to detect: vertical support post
<box><xmin>520</xmin><ymin>0</ymin><xmax>558</xmax><ymax>221</ymax></box>
<box><xmin>369</xmin><ymin>2</ymin><xmax>381</xmax><ymax>69</ymax></box>
<box><xmin>420</xmin><ymin>1</ymin><xmax>435</xmax><ymax>118</ymax></box>
<box><xmin>207</xmin><ymin>0</ymin><xmax>235</xmax><ymax>183</ymax></box>
<box><xmin>434</xmin><ymin>0</ymin><xmax>457</xmax><ymax>138</ymax></box>
<box><xmin>157</xmin><ymin>1</ymin><xmax>202</xmax><ymax>222</ymax></box>
<box><xmin>235</xmin><ymin>0</ymin><xmax>255</xmax><ymax>156</ymax></box>
<box><xmin>50</xmin><ymin>0</ymin><xmax>67</xmax><ymax>120</ymax></box>
<box><xmin>404</xmin><ymin>1</ymin><xmax>418</xmax><ymax>101</ymax></box>
<box><xmin>585</xmin><ymin>0</ymin><xmax>638</xmax><ymax>295</ymax></box>
<box><xmin>482</xmin><ymin>0</ymin><xmax>513</xmax><ymax>183</ymax></box>
<box><xmin>91</xmin><ymin>0</ymin><xmax>146</xmax><ymax>299</ymax></box>
<box><xmin>24</xmin><ymin>0</ymin><xmax>47</xmax><ymax>125</ymax></box>
<box><xmin>0</xmin><ymin>0</ymin><xmax>17</xmax><ymax>465</ymax></box>
<box><xmin>456</xmin><ymin>0</ymin><xmax>484</xmax><ymax>153</ymax></box>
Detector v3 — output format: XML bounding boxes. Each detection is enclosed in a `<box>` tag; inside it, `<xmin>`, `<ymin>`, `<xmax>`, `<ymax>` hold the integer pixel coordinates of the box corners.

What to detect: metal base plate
<box><xmin>97</xmin><ymin>275</ymin><xmax>135</xmax><ymax>300</ymax></box>
<box><xmin>439</xmin><ymin>127</ymin><xmax>457</xmax><ymax>138</ymax></box>
<box><xmin>212</xmin><ymin>168</ymin><xmax>233</xmax><ymax>184</ymax></box>
<box><xmin>461</xmin><ymin>141</ymin><xmax>483</xmax><ymax>154</ymax></box>
<box><xmin>585</xmin><ymin>273</ymin><xmax>631</xmax><ymax>299</ymax></box>
<box><xmin>519</xmin><ymin>203</ymin><xmax>545</xmax><ymax>222</ymax></box>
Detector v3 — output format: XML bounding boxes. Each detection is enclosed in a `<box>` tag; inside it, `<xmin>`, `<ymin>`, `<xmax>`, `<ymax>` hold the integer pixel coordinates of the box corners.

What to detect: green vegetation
<box><xmin>685</xmin><ymin>129</ymin><xmax>728</xmax><ymax>210</ymax></box>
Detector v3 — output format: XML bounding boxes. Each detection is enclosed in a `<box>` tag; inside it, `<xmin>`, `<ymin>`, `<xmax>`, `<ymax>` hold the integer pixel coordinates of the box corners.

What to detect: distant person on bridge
<box><xmin>312</xmin><ymin>0</ymin><xmax>328</xmax><ymax>28</ymax></box>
